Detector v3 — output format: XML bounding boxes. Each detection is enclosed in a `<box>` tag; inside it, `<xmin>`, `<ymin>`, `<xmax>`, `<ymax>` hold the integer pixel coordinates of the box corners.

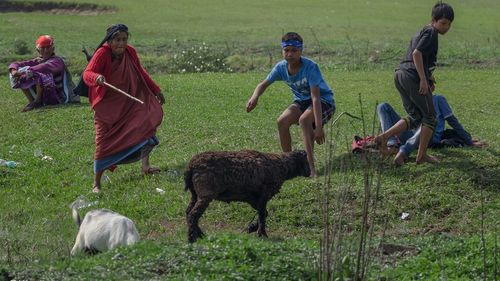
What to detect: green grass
<box><xmin>1</xmin><ymin>0</ymin><xmax>499</xmax><ymax>279</ymax></box>
<box><xmin>1</xmin><ymin>0</ymin><xmax>499</xmax><ymax>75</ymax></box>
<box><xmin>1</xmin><ymin>69</ymin><xmax>499</xmax><ymax>279</ymax></box>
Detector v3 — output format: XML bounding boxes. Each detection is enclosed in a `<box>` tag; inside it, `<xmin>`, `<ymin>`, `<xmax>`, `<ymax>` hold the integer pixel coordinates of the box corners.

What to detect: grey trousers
<box><xmin>394</xmin><ymin>69</ymin><xmax>436</xmax><ymax>130</ymax></box>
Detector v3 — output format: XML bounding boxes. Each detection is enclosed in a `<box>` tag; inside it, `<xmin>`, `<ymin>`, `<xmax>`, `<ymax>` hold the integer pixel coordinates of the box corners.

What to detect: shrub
<box><xmin>13</xmin><ymin>40</ymin><xmax>30</xmax><ymax>55</ymax></box>
<box><xmin>171</xmin><ymin>43</ymin><xmax>232</xmax><ymax>73</ymax></box>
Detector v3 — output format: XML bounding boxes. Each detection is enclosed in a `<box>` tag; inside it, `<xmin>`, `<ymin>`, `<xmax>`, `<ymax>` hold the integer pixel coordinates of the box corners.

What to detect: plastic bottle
<box><xmin>0</xmin><ymin>159</ymin><xmax>18</xmax><ymax>168</ymax></box>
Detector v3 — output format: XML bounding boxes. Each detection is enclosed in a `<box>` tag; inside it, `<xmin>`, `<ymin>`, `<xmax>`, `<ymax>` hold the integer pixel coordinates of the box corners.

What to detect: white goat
<box><xmin>71</xmin><ymin>207</ymin><xmax>140</xmax><ymax>255</ymax></box>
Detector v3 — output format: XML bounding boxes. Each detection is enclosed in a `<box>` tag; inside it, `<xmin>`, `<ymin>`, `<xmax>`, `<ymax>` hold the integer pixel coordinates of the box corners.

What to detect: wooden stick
<box><xmin>103</xmin><ymin>81</ymin><xmax>144</xmax><ymax>104</ymax></box>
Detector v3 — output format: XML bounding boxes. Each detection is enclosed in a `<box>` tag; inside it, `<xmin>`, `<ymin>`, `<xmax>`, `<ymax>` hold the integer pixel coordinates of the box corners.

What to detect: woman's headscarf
<box><xmin>96</xmin><ymin>23</ymin><xmax>129</xmax><ymax>50</ymax></box>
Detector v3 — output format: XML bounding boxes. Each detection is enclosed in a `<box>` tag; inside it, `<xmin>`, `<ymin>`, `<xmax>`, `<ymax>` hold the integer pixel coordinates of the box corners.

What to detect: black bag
<box><xmin>73</xmin><ymin>47</ymin><xmax>93</xmax><ymax>97</ymax></box>
<box><xmin>74</xmin><ymin>76</ymin><xmax>89</xmax><ymax>97</ymax></box>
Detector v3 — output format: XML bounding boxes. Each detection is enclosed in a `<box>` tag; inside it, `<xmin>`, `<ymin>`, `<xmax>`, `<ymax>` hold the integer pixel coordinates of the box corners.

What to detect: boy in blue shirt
<box><xmin>246</xmin><ymin>32</ymin><xmax>335</xmax><ymax>177</ymax></box>
<box><xmin>375</xmin><ymin>2</ymin><xmax>454</xmax><ymax>164</ymax></box>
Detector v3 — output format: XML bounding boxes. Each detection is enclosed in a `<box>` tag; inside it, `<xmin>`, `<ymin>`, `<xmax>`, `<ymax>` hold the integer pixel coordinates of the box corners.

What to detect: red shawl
<box><xmin>86</xmin><ymin>47</ymin><xmax>163</xmax><ymax>159</ymax></box>
<box><xmin>83</xmin><ymin>44</ymin><xmax>161</xmax><ymax>108</ymax></box>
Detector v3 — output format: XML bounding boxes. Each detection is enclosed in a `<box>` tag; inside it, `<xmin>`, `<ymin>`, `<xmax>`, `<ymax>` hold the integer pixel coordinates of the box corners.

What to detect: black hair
<box><xmin>282</xmin><ymin>32</ymin><xmax>303</xmax><ymax>43</ymax></box>
<box><xmin>96</xmin><ymin>23</ymin><xmax>130</xmax><ymax>50</ymax></box>
<box><xmin>432</xmin><ymin>2</ymin><xmax>454</xmax><ymax>22</ymax></box>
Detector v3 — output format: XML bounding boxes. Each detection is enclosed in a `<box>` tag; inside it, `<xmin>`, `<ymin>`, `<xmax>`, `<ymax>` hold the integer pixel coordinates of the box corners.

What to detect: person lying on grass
<box><xmin>377</xmin><ymin>94</ymin><xmax>487</xmax><ymax>166</ymax></box>
<box><xmin>8</xmin><ymin>35</ymin><xmax>74</xmax><ymax>112</ymax></box>
<box><xmin>83</xmin><ymin>23</ymin><xmax>165</xmax><ymax>193</ymax></box>
<box><xmin>246</xmin><ymin>32</ymin><xmax>335</xmax><ymax>177</ymax></box>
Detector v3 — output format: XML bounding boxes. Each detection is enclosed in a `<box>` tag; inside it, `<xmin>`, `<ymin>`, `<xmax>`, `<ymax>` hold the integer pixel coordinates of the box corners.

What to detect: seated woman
<box><xmin>377</xmin><ymin>94</ymin><xmax>486</xmax><ymax>166</ymax></box>
<box><xmin>9</xmin><ymin>35</ymin><xmax>73</xmax><ymax>112</ymax></box>
<box><xmin>83</xmin><ymin>24</ymin><xmax>165</xmax><ymax>193</ymax></box>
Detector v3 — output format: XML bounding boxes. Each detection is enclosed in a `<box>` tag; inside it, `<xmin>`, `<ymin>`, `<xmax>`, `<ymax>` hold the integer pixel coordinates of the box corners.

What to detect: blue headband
<box><xmin>281</xmin><ymin>40</ymin><xmax>303</xmax><ymax>50</ymax></box>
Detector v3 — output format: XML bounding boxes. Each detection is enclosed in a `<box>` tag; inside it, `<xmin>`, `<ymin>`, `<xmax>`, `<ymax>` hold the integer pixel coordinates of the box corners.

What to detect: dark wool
<box><xmin>184</xmin><ymin>150</ymin><xmax>310</xmax><ymax>243</ymax></box>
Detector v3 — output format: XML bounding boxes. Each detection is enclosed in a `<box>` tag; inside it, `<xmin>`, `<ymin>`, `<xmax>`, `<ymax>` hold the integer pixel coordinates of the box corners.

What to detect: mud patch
<box><xmin>0</xmin><ymin>1</ymin><xmax>117</xmax><ymax>15</ymax></box>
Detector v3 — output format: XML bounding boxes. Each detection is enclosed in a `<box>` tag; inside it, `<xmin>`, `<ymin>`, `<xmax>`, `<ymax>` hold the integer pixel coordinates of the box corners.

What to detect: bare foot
<box><xmin>142</xmin><ymin>166</ymin><xmax>161</xmax><ymax>175</ymax></box>
<box><xmin>309</xmin><ymin>170</ymin><xmax>317</xmax><ymax>178</ymax></box>
<box><xmin>416</xmin><ymin>154</ymin><xmax>439</xmax><ymax>164</ymax></box>
<box><xmin>393</xmin><ymin>152</ymin><xmax>408</xmax><ymax>166</ymax></box>
<box><xmin>92</xmin><ymin>185</ymin><xmax>101</xmax><ymax>193</ymax></box>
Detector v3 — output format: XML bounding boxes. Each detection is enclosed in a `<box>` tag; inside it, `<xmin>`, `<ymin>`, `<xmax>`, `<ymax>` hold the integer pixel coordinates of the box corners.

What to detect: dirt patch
<box><xmin>0</xmin><ymin>1</ymin><xmax>117</xmax><ymax>15</ymax></box>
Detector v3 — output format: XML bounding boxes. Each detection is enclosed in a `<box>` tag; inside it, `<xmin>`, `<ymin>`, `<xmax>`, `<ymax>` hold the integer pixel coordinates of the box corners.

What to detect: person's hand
<box><xmin>10</xmin><ymin>69</ymin><xmax>20</xmax><ymax>78</ymax></box>
<box><xmin>96</xmin><ymin>75</ymin><xmax>105</xmax><ymax>86</ymax></box>
<box><xmin>429</xmin><ymin>76</ymin><xmax>436</xmax><ymax>92</ymax></box>
<box><xmin>246</xmin><ymin>96</ymin><xmax>258</xmax><ymax>112</ymax></box>
<box><xmin>156</xmin><ymin>92</ymin><xmax>165</xmax><ymax>105</ymax></box>
<box><xmin>419</xmin><ymin>79</ymin><xmax>430</xmax><ymax>95</ymax></box>
<box><xmin>472</xmin><ymin>139</ymin><xmax>487</xmax><ymax>148</ymax></box>
<box><xmin>430</xmin><ymin>83</ymin><xmax>435</xmax><ymax>92</ymax></box>
<box><xmin>314</xmin><ymin>127</ymin><xmax>325</xmax><ymax>145</ymax></box>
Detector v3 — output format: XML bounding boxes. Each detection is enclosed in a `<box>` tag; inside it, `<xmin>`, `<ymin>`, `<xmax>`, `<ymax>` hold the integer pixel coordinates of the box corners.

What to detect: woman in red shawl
<box><xmin>83</xmin><ymin>24</ymin><xmax>165</xmax><ymax>193</ymax></box>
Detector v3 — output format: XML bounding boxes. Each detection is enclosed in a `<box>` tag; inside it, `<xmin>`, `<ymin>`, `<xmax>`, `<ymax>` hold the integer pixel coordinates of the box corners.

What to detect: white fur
<box><xmin>71</xmin><ymin>208</ymin><xmax>139</xmax><ymax>255</ymax></box>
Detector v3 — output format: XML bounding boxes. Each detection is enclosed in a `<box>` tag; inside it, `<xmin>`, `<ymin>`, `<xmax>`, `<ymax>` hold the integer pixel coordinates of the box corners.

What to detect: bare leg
<box><xmin>34</xmin><ymin>84</ymin><xmax>43</xmax><ymax>103</ymax></box>
<box><xmin>21</xmin><ymin>89</ymin><xmax>35</xmax><ymax>103</ymax></box>
<box><xmin>375</xmin><ymin>119</ymin><xmax>407</xmax><ymax>155</ymax></box>
<box><xmin>21</xmin><ymin>85</ymin><xmax>43</xmax><ymax>112</ymax></box>
<box><xmin>141</xmin><ymin>154</ymin><xmax>160</xmax><ymax>175</ymax></box>
<box><xmin>393</xmin><ymin>151</ymin><xmax>408</xmax><ymax>166</ymax></box>
<box><xmin>93</xmin><ymin>170</ymin><xmax>104</xmax><ymax>193</ymax></box>
<box><xmin>277</xmin><ymin>106</ymin><xmax>302</xmax><ymax>152</ymax></box>
<box><xmin>416</xmin><ymin>125</ymin><xmax>439</xmax><ymax>164</ymax></box>
<box><xmin>298</xmin><ymin>110</ymin><xmax>317</xmax><ymax>177</ymax></box>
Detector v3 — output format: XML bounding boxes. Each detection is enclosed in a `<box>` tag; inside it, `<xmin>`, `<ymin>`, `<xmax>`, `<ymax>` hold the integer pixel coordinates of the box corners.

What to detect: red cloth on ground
<box><xmin>85</xmin><ymin>46</ymin><xmax>163</xmax><ymax>160</ymax></box>
<box><xmin>83</xmin><ymin>44</ymin><xmax>161</xmax><ymax>108</ymax></box>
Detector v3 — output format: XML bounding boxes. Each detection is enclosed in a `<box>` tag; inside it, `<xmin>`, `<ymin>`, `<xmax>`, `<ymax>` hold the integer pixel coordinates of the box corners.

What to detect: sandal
<box><xmin>92</xmin><ymin>185</ymin><xmax>101</xmax><ymax>193</ymax></box>
<box><xmin>21</xmin><ymin>101</ymin><xmax>42</xmax><ymax>112</ymax></box>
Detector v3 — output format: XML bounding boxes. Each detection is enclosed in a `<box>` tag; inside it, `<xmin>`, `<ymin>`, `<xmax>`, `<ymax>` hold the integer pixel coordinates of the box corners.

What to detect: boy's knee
<box><xmin>277</xmin><ymin>116</ymin><xmax>291</xmax><ymax>130</ymax></box>
<box><xmin>433</xmin><ymin>94</ymin><xmax>446</xmax><ymax>104</ymax></box>
<box><xmin>422</xmin><ymin>116</ymin><xmax>437</xmax><ymax>130</ymax></box>
<box><xmin>298</xmin><ymin>114</ymin><xmax>312</xmax><ymax>127</ymax></box>
<box><xmin>377</xmin><ymin>103</ymin><xmax>391</xmax><ymax>115</ymax></box>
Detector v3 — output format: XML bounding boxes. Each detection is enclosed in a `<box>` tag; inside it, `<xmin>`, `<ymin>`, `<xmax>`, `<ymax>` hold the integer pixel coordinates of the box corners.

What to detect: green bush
<box><xmin>171</xmin><ymin>43</ymin><xmax>231</xmax><ymax>73</ymax></box>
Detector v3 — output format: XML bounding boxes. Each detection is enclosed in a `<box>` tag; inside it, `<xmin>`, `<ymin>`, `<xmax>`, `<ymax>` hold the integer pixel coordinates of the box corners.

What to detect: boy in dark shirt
<box><xmin>375</xmin><ymin>2</ymin><xmax>454</xmax><ymax>164</ymax></box>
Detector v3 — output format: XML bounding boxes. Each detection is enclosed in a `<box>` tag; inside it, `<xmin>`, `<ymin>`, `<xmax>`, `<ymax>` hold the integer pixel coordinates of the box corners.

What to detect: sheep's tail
<box><xmin>71</xmin><ymin>206</ymin><xmax>82</xmax><ymax>228</ymax></box>
<box><xmin>184</xmin><ymin>168</ymin><xmax>194</xmax><ymax>192</ymax></box>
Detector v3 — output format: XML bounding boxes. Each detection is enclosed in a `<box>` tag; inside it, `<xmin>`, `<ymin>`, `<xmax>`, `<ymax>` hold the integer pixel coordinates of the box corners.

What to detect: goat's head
<box><xmin>287</xmin><ymin>150</ymin><xmax>311</xmax><ymax>177</ymax></box>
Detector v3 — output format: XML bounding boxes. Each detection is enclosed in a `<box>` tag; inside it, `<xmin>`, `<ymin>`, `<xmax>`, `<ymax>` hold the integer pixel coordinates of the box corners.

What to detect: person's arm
<box><xmin>29</xmin><ymin>57</ymin><xmax>64</xmax><ymax>75</ymax></box>
<box><xmin>83</xmin><ymin>48</ymin><xmax>107</xmax><ymax>87</ymax></box>
<box><xmin>9</xmin><ymin>59</ymin><xmax>39</xmax><ymax>77</ymax></box>
<box><xmin>311</xmin><ymin>87</ymin><xmax>325</xmax><ymax>145</ymax></box>
<box><xmin>246</xmin><ymin>80</ymin><xmax>271</xmax><ymax>112</ymax></box>
<box><xmin>445</xmin><ymin>115</ymin><xmax>473</xmax><ymax>145</ymax></box>
<box><xmin>412</xmin><ymin>49</ymin><xmax>429</xmax><ymax>95</ymax></box>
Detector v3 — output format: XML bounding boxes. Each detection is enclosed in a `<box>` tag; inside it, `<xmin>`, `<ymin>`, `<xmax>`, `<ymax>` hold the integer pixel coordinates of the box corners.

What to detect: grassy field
<box><xmin>1</xmin><ymin>0</ymin><xmax>499</xmax><ymax>75</ymax></box>
<box><xmin>1</xmin><ymin>0</ymin><xmax>499</xmax><ymax>280</ymax></box>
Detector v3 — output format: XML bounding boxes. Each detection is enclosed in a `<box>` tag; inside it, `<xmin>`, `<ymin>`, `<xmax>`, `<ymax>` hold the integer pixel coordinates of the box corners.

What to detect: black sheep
<box><xmin>184</xmin><ymin>150</ymin><xmax>310</xmax><ymax>243</ymax></box>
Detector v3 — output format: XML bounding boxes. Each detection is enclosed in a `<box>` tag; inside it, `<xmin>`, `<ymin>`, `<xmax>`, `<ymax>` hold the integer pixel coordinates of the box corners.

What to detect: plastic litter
<box><xmin>0</xmin><ymin>159</ymin><xmax>19</xmax><ymax>168</ymax></box>
<box><xmin>42</xmin><ymin>155</ymin><xmax>53</xmax><ymax>161</ymax></box>
<box><xmin>155</xmin><ymin>188</ymin><xmax>166</xmax><ymax>195</ymax></box>
<box><xmin>70</xmin><ymin>195</ymin><xmax>99</xmax><ymax>210</ymax></box>
<box><xmin>400</xmin><ymin>212</ymin><xmax>410</xmax><ymax>220</ymax></box>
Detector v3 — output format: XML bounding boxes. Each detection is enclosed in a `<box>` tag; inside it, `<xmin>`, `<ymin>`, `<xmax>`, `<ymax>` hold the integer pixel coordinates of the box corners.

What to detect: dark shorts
<box><xmin>291</xmin><ymin>99</ymin><xmax>335</xmax><ymax>126</ymax></box>
<box><xmin>394</xmin><ymin>69</ymin><xmax>436</xmax><ymax>130</ymax></box>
